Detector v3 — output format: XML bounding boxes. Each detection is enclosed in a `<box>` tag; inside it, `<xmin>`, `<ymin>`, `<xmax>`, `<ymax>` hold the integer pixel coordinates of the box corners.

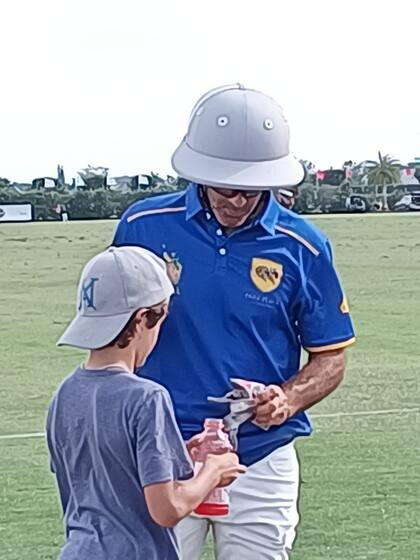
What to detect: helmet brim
<box><xmin>172</xmin><ymin>140</ymin><xmax>305</xmax><ymax>190</ymax></box>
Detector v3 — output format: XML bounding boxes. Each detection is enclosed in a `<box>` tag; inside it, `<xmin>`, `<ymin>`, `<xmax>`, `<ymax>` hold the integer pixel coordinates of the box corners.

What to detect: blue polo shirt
<box><xmin>113</xmin><ymin>184</ymin><xmax>355</xmax><ymax>466</ymax></box>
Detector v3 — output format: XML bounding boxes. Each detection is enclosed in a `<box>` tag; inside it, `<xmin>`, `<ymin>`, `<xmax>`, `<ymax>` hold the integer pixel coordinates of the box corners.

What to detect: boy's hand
<box><xmin>185</xmin><ymin>434</ymin><xmax>205</xmax><ymax>461</ymax></box>
<box><xmin>203</xmin><ymin>452</ymin><xmax>247</xmax><ymax>487</ymax></box>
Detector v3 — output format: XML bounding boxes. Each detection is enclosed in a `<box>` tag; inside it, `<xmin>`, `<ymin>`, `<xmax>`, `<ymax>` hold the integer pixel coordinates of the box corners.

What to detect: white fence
<box><xmin>0</xmin><ymin>203</ymin><xmax>33</xmax><ymax>222</ymax></box>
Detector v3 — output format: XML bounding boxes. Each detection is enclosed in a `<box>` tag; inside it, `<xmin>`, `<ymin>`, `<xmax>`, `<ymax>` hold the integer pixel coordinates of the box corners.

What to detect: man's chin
<box><xmin>219</xmin><ymin>214</ymin><xmax>248</xmax><ymax>228</ymax></box>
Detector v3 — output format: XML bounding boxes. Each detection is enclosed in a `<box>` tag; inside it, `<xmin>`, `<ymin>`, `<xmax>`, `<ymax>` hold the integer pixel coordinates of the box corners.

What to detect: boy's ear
<box><xmin>135</xmin><ymin>308</ymin><xmax>147</xmax><ymax>318</ymax></box>
<box><xmin>132</xmin><ymin>309</ymin><xmax>148</xmax><ymax>332</ymax></box>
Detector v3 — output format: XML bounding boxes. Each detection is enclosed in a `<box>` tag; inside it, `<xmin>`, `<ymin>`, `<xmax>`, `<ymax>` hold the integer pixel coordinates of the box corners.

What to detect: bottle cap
<box><xmin>204</xmin><ymin>418</ymin><xmax>224</xmax><ymax>429</ymax></box>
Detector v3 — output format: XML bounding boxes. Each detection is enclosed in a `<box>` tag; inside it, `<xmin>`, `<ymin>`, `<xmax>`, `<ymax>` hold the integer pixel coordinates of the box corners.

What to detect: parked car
<box><xmin>392</xmin><ymin>192</ymin><xmax>420</xmax><ymax>212</ymax></box>
<box><xmin>345</xmin><ymin>194</ymin><xmax>370</xmax><ymax>213</ymax></box>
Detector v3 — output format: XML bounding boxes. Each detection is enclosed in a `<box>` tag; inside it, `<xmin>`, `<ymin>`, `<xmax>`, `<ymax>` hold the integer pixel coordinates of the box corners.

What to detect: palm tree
<box><xmin>366</xmin><ymin>152</ymin><xmax>401</xmax><ymax>211</ymax></box>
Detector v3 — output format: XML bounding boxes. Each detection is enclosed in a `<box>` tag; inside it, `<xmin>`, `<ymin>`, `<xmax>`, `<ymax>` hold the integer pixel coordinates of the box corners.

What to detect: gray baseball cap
<box><xmin>171</xmin><ymin>84</ymin><xmax>304</xmax><ymax>190</ymax></box>
<box><xmin>58</xmin><ymin>246</ymin><xmax>174</xmax><ymax>350</ymax></box>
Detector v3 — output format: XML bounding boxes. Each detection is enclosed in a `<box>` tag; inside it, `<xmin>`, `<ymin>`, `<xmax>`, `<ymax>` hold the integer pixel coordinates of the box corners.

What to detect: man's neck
<box><xmin>199</xmin><ymin>187</ymin><xmax>268</xmax><ymax>233</ymax></box>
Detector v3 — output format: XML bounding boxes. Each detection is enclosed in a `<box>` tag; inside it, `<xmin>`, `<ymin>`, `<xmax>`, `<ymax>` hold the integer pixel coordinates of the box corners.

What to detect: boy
<box><xmin>47</xmin><ymin>246</ymin><xmax>245</xmax><ymax>559</ymax></box>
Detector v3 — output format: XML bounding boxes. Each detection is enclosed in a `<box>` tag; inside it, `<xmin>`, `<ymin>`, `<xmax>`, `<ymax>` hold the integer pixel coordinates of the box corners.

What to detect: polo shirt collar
<box><xmin>255</xmin><ymin>193</ymin><xmax>280</xmax><ymax>235</ymax></box>
<box><xmin>185</xmin><ymin>182</ymin><xmax>280</xmax><ymax>236</ymax></box>
<box><xmin>185</xmin><ymin>183</ymin><xmax>203</xmax><ymax>220</ymax></box>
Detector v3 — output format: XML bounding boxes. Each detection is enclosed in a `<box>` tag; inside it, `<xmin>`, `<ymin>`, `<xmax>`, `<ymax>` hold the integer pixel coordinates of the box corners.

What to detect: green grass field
<box><xmin>1</xmin><ymin>214</ymin><xmax>419</xmax><ymax>559</ymax></box>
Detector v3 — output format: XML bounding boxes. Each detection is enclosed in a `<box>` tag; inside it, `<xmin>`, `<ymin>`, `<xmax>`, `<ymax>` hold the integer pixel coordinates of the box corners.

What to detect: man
<box><xmin>113</xmin><ymin>84</ymin><xmax>355</xmax><ymax>559</ymax></box>
<box><xmin>47</xmin><ymin>246</ymin><xmax>245</xmax><ymax>559</ymax></box>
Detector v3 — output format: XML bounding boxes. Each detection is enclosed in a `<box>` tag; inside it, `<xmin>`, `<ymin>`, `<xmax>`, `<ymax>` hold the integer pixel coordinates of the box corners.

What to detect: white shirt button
<box><xmin>205</xmin><ymin>212</ymin><xmax>211</xmax><ymax>220</ymax></box>
<box><xmin>216</xmin><ymin>228</ymin><xmax>223</xmax><ymax>236</ymax></box>
<box><xmin>219</xmin><ymin>248</ymin><xmax>227</xmax><ymax>256</ymax></box>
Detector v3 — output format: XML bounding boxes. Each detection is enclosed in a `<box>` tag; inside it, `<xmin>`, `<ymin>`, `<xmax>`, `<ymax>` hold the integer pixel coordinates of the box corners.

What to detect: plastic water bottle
<box><xmin>192</xmin><ymin>418</ymin><xmax>233</xmax><ymax>516</ymax></box>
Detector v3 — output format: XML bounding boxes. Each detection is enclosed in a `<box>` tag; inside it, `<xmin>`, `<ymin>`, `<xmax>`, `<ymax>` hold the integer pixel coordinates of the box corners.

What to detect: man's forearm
<box><xmin>282</xmin><ymin>349</ymin><xmax>346</xmax><ymax>416</ymax></box>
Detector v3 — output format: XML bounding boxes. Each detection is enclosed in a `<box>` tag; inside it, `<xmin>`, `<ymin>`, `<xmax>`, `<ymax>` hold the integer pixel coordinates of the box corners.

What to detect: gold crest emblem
<box><xmin>250</xmin><ymin>258</ymin><xmax>283</xmax><ymax>293</ymax></box>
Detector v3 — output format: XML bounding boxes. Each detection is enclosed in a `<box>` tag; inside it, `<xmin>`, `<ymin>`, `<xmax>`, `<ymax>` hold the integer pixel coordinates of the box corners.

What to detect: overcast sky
<box><xmin>1</xmin><ymin>0</ymin><xmax>419</xmax><ymax>183</ymax></box>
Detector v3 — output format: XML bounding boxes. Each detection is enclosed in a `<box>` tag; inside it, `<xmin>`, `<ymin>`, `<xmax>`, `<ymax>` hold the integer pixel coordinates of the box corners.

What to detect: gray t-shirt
<box><xmin>46</xmin><ymin>366</ymin><xmax>193</xmax><ymax>560</ymax></box>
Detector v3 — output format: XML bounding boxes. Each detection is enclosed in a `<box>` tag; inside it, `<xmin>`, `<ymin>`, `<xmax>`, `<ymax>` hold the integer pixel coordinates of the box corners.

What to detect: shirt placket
<box><xmin>203</xmin><ymin>211</ymin><xmax>229</xmax><ymax>273</ymax></box>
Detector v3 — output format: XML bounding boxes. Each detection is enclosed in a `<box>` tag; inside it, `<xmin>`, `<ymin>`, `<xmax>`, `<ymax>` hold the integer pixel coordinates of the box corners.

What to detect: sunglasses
<box><xmin>209</xmin><ymin>187</ymin><xmax>262</xmax><ymax>199</ymax></box>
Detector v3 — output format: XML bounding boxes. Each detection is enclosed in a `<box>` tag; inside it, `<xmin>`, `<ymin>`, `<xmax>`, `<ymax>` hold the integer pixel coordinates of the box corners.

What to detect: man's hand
<box><xmin>254</xmin><ymin>384</ymin><xmax>292</xmax><ymax>428</ymax></box>
<box><xmin>254</xmin><ymin>350</ymin><xmax>346</xmax><ymax>428</ymax></box>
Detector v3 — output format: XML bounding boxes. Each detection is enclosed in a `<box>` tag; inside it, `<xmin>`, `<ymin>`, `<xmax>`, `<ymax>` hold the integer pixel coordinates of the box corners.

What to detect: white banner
<box><xmin>0</xmin><ymin>204</ymin><xmax>33</xmax><ymax>222</ymax></box>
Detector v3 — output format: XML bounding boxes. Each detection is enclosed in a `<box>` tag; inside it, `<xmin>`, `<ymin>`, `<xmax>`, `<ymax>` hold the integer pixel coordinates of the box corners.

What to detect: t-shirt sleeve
<box><xmin>296</xmin><ymin>249</ymin><xmax>356</xmax><ymax>352</ymax></box>
<box><xmin>135</xmin><ymin>389</ymin><xmax>193</xmax><ymax>488</ymax></box>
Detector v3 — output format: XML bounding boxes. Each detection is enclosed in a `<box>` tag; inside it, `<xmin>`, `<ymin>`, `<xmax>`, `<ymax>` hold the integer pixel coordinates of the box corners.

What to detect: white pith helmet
<box><xmin>171</xmin><ymin>83</ymin><xmax>304</xmax><ymax>190</ymax></box>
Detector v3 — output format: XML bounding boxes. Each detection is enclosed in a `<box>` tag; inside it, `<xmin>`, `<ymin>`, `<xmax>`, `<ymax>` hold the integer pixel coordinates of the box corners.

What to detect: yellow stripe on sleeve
<box><xmin>305</xmin><ymin>337</ymin><xmax>356</xmax><ymax>353</ymax></box>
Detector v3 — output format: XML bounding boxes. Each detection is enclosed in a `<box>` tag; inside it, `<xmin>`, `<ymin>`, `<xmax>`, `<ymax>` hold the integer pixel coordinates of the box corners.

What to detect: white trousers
<box><xmin>175</xmin><ymin>442</ymin><xmax>300</xmax><ymax>560</ymax></box>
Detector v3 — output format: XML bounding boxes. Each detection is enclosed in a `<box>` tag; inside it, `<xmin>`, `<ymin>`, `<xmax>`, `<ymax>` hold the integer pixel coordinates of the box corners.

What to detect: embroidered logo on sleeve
<box><xmin>162</xmin><ymin>247</ymin><xmax>183</xmax><ymax>290</ymax></box>
<box><xmin>250</xmin><ymin>258</ymin><xmax>283</xmax><ymax>293</ymax></box>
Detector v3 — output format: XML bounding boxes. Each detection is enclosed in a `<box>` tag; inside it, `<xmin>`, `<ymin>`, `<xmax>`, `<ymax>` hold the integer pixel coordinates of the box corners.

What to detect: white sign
<box><xmin>0</xmin><ymin>203</ymin><xmax>33</xmax><ymax>222</ymax></box>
